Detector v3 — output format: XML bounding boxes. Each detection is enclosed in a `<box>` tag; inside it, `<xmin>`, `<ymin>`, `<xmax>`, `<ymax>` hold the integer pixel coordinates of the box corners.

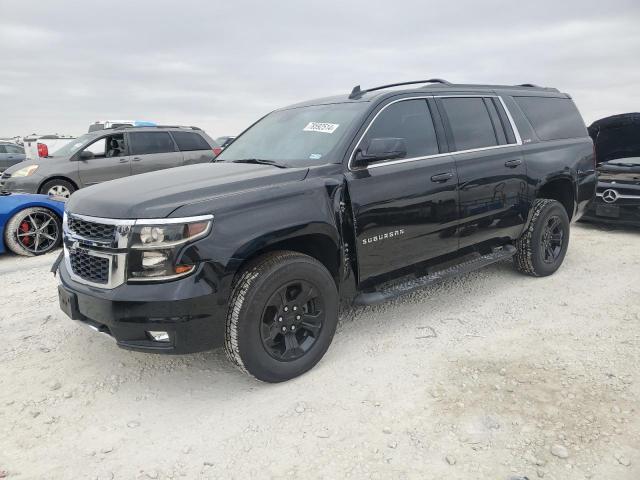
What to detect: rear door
<box><xmin>436</xmin><ymin>95</ymin><xmax>526</xmax><ymax>248</ymax></box>
<box><xmin>345</xmin><ymin>97</ymin><xmax>460</xmax><ymax>282</ymax></box>
<box><xmin>170</xmin><ymin>130</ymin><xmax>216</xmax><ymax>165</ymax></box>
<box><xmin>128</xmin><ymin>131</ymin><xmax>184</xmax><ymax>175</ymax></box>
<box><xmin>77</xmin><ymin>134</ymin><xmax>132</xmax><ymax>186</ymax></box>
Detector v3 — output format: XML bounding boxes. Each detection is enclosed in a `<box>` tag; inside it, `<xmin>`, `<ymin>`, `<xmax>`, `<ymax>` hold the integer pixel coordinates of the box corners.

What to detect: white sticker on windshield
<box><xmin>309</xmin><ymin>153</ymin><xmax>322</xmax><ymax>160</ymax></box>
<box><xmin>303</xmin><ymin>122</ymin><xmax>340</xmax><ymax>134</ymax></box>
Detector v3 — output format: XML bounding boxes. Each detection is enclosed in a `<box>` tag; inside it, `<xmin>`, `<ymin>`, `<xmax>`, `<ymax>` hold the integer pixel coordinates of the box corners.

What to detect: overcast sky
<box><xmin>0</xmin><ymin>0</ymin><xmax>639</xmax><ymax>138</ymax></box>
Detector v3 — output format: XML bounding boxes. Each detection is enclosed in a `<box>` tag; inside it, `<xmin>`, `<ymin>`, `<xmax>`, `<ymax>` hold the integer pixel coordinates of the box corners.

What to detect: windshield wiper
<box><xmin>231</xmin><ymin>158</ymin><xmax>288</xmax><ymax>169</ymax></box>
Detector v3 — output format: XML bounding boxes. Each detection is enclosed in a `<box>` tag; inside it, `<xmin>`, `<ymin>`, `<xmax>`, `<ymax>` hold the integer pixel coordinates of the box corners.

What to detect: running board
<box><xmin>353</xmin><ymin>245</ymin><xmax>517</xmax><ymax>306</ymax></box>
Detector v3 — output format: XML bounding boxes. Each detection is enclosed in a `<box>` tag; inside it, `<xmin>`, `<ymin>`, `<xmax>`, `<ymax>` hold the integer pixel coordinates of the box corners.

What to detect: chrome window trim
<box><xmin>347</xmin><ymin>94</ymin><xmax>523</xmax><ymax>171</ymax></box>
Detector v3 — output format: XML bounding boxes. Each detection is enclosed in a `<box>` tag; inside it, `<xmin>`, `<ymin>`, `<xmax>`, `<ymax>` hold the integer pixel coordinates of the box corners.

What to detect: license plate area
<box><xmin>58</xmin><ymin>286</ymin><xmax>80</xmax><ymax>320</ymax></box>
<box><xmin>596</xmin><ymin>204</ymin><xmax>620</xmax><ymax>218</ymax></box>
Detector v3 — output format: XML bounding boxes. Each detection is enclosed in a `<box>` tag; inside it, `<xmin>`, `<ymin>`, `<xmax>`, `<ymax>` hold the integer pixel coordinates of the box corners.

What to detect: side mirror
<box><xmin>353</xmin><ymin>137</ymin><xmax>407</xmax><ymax>168</ymax></box>
<box><xmin>79</xmin><ymin>150</ymin><xmax>94</xmax><ymax>160</ymax></box>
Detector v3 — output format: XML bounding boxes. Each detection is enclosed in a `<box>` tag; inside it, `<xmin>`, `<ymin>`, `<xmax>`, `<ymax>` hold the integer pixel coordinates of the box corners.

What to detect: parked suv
<box><xmin>582</xmin><ymin>113</ymin><xmax>640</xmax><ymax>226</ymax></box>
<box><xmin>0</xmin><ymin>142</ymin><xmax>25</xmax><ymax>172</ymax></box>
<box><xmin>1</xmin><ymin>126</ymin><xmax>220</xmax><ymax>198</ymax></box>
<box><xmin>56</xmin><ymin>79</ymin><xmax>596</xmax><ymax>382</ymax></box>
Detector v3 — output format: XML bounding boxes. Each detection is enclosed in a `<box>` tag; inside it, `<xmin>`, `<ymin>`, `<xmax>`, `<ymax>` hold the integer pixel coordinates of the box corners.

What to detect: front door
<box><xmin>346</xmin><ymin>98</ymin><xmax>460</xmax><ymax>282</ymax></box>
<box><xmin>127</xmin><ymin>131</ymin><xmax>184</xmax><ymax>175</ymax></box>
<box><xmin>77</xmin><ymin>134</ymin><xmax>131</xmax><ymax>186</ymax></box>
<box><xmin>436</xmin><ymin>96</ymin><xmax>528</xmax><ymax>247</ymax></box>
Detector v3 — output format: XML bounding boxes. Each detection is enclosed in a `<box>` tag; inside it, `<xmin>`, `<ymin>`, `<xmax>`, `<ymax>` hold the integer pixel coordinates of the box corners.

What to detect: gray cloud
<box><xmin>0</xmin><ymin>0</ymin><xmax>639</xmax><ymax>137</ymax></box>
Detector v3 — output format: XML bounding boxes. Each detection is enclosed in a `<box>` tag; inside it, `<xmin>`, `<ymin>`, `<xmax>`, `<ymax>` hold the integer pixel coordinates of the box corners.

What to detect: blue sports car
<box><xmin>0</xmin><ymin>193</ymin><xmax>66</xmax><ymax>256</ymax></box>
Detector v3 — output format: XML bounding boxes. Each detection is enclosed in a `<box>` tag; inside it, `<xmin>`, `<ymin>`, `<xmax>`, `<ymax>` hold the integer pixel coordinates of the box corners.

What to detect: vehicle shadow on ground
<box><xmin>577</xmin><ymin>219</ymin><xmax>640</xmax><ymax>234</ymax></box>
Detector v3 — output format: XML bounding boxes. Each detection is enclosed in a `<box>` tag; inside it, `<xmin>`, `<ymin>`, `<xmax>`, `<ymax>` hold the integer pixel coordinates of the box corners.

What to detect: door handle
<box><xmin>431</xmin><ymin>172</ymin><xmax>453</xmax><ymax>183</ymax></box>
<box><xmin>119</xmin><ymin>158</ymin><xmax>128</xmax><ymax>163</ymax></box>
<box><xmin>132</xmin><ymin>157</ymin><xmax>141</xmax><ymax>162</ymax></box>
<box><xmin>504</xmin><ymin>159</ymin><xmax>522</xmax><ymax>168</ymax></box>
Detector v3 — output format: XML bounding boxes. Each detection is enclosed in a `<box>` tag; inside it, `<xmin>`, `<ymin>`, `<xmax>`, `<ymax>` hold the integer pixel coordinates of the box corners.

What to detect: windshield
<box><xmin>50</xmin><ymin>133</ymin><xmax>100</xmax><ymax>157</ymax></box>
<box><xmin>217</xmin><ymin>102</ymin><xmax>368</xmax><ymax>166</ymax></box>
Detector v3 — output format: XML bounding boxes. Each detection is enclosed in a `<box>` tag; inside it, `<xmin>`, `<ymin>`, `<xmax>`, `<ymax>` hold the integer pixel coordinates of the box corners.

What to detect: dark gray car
<box><xmin>0</xmin><ymin>126</ymin><xmax>219</xmax><ymax>197</ymax></box>
<box><xmin>0</xmin><ymin>142</ymin><xmax>26</xmax><ymax>172</ymax></box>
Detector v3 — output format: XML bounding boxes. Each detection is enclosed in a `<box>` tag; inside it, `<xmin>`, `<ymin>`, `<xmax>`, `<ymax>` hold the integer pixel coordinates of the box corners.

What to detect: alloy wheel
<box><xmin>47</xmin><ymin>185</ymin><xmax>71</xmax><ymax>198</ymax></box>
<box><xmin>260</xmin><ymin>280</ymin><xmax>325</xmax><ymax>361</ymax></box>
<box><xmin>540</xmin><ymin>214</ymin><xmax>564</xmax><ymax>264</ymax></box>
<box><xmin>15</xmin><ymin>211</ymin><xmax>59</xmax><ymax>254</ymax></box>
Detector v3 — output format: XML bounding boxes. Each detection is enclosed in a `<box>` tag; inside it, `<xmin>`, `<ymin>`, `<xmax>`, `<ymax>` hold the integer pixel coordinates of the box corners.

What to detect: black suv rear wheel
<box><xmin>224</xmin><ymin>251</ymin><xmax>339</xmax><ymax>382</ymax></box>
<box><xmin>514</xmin><ymin>198</ymin><xmax>570</xmax><ymax>277</ymax></box>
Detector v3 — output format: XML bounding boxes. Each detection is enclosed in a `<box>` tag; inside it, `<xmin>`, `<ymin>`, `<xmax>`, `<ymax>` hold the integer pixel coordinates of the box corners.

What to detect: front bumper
<box><xmin>58</xmin><ymin>260</ymin><xmax>230</xmax><ymax>354</ymax></box>
<box><xmin>581</xmin><ymin>197</ymin><xmax>640</xmax><ymax>226</ymax></box>
<box><xmin>0</xmin><ymin>175</ymin><xmax>41</xmax><ymax>194</ymax></box>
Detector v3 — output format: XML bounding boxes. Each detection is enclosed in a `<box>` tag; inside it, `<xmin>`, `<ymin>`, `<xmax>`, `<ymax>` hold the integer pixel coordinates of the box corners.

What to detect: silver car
<box><xmin>0</xmin><ymin>126</ymin><xmax>220</xmax><ymax>197</ymax></box>
<box><xmin>0</xmin><ymin>142</ymin><xmax>26</xmax><ymax>172</ymax></box>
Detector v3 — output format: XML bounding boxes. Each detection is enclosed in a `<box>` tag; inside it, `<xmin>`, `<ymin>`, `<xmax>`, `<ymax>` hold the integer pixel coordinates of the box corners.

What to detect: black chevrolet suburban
<box><xmin>56</xmin><ymin>79</ymin><xmax>596</xmax><ymax>382</ymax></box>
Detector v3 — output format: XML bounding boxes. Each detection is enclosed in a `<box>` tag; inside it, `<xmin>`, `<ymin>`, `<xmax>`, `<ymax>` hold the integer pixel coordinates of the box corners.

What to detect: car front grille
<box><xmin>69</xmin><ymin>250</ymin><xmax>110</xmax><ymax>285</ymax></box>
<box><xmin>68</xmin><ymin>216</ymin><xmax>116</xmax><ymax>242</ymax></box>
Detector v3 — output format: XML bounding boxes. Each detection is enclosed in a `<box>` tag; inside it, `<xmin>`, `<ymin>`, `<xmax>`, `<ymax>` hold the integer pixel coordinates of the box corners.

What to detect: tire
<box><xmin>39</xmin><ymin>179</ymin><xmax>75</xmax><ymax>198</ymax></box>
<box><xmin>225</xmin><ymin>251</ymin><xmax>339</xmax><ymax>383</ymax></box>
<box><xmin>514</xmin><ymin>198</ymin><xmax>570</xmax><ymax>277</ymax></box>
<box><xmin>4</xmin><ymin>207</ymin><xmax>62</xmax><ymax>256</ymax></box>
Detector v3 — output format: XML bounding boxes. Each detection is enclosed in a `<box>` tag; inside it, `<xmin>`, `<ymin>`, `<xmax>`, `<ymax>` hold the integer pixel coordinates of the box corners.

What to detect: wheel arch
<box><xmin>38</xmin><ymin>176</ymin><xmax>79</xmax><ymax>194</ymax></box>
<box><xmin>535</xmin><ymin>175</ymin><xmax>576</xmax><ymax>220</ymax></box>
<box><xmin>228</xmin><ymin>227</ymin><xmax>342</xmax><ymax>287</ymax></box>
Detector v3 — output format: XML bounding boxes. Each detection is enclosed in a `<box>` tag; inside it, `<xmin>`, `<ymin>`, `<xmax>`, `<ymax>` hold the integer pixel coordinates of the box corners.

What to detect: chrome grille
<box><xmin>69</xmin><ymin>250</ymin><xmax>109</xmax><ymax>285</ymax></box>
<box><xmin>68</xmin><ymin>216</ymin><xmax>116</xmax><ymax>242</ymax></box>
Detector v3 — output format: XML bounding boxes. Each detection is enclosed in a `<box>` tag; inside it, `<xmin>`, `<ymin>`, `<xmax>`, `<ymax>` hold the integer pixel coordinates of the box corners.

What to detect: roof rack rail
<box><xmin>112</xmin><ymin>124</ymin><xmax>202</xmax><ymax>131</ymax></box>
<box><xmin>349</xmin><ymin>78</ymin><xmax>452</xmax><ymax>99</ymax></box>
<box><xmin>516</xmin><ymin>83</ymin><xmax>541</xmax><ymax>88</ymax></box>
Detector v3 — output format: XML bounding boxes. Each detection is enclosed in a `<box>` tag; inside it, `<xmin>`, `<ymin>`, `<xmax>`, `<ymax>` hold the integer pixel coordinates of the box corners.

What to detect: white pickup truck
<box><xmin>23</xmin><ymin>134</ymin><xmax>76</xmax><ymax>160</ymax></box>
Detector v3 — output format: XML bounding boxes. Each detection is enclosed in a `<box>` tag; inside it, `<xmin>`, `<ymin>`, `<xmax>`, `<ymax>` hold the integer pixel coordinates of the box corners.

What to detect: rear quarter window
<box><xmin>514</xmin><ymin>97</ymin><xmax>587</xmax><ymax>141</ymax></box>
<box><xmin>171</xmin><ymin>131</ymin><xmax>212</xmax><ymax>151</ymax></box>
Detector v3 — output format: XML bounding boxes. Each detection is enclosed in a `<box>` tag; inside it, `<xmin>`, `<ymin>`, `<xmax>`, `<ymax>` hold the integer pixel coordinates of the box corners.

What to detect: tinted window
<box><xmin>515</xmin><ymin>97</ymin><xmax>587</xmax><ymax>141</ymax></box>
<box><xmin>129</xmin><ymin>132</ymin><xmax>175</xmax><ymax>155</ymax></box>
<box><xmin>172</xmin><ymin>131</ymin><xmax>212</xmax><ymax>151</ymax></box>
<box><xmin>364</xmin><ymin>99</ymin><xmax>438</xmax><ymax>158</ymax></box>
<box><xmin>441</xmin><ymin>97</ymin><xmax>498</xmax><ymax>151</ymax></box>
<box><xmin>0</xmin><ymin>146</ymin><xmax>6</xmax><ymax>153</ymax></box>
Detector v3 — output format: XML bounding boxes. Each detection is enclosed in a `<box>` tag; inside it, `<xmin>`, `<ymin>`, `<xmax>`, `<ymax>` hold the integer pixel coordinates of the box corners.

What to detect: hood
<box><xmin>66</xmin><ymin>162</ymin><xmax>309</xmax><ymax>219</ymax></box>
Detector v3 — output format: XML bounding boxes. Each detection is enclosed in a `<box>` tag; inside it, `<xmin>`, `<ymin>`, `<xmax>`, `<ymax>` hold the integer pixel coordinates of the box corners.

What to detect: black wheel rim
<box><xmin>260</xmin><ymin>280</ymin><xmax>324</xmax><ymax>361</ymax></box>
<box><xmin>15</xmin><ymin>212</ymin><xmax>59</xmax><ymax>254</ymax></box>
<box><xmin>540</xmin><ymin>215</ymin><xmax>564</xmax><ymax>264</ymax></box>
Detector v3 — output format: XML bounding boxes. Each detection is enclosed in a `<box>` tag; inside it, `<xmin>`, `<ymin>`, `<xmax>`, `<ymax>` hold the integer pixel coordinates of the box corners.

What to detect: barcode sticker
<box><xmin>303</xmin><ymin>122</ymin><xmax>340</xmax><ymax>134</ymax></box>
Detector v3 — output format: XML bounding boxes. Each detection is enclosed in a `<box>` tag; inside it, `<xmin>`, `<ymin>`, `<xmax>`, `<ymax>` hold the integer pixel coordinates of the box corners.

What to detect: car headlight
<box><xmin>12</xmin><ymin>165</ymin><xmax>39</xmax><ymax>177</ymax></box>
<box><xmin>127</xmin><ymin>215</ymin><xmax>213</xmax><ymax>282</ymax></box>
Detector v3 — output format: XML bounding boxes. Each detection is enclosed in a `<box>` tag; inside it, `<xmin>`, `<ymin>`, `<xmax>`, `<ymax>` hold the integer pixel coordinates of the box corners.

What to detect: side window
<box><xmin>0</xmin><ymin>146</ymin><xmax>7</xmax><ymax>153</ymax></box>
<box><xmin>441</xmin><ymin>97</ymin><xmax>498</xmax><ymax>151</ymax></box>
<box><xmin>363</xmin><ymin>99</ymin><xmax>439</xmax><ymax>158</ymax></box>
<box><xmin>171</xmin><ymin>131</ymin><xmax>211</xmax><ymax>151</ymax></box>
<box><xmin>85</xmin><ymin>138</ymin><xmax>106</xmax><ymax>156</ymax></box>
<box><xmin>6</xmin><ymin>145</ymin><xmax>24</xmax><ymax>154</ymax></box>
<box><xmin>514</xmin><ymin>96</ymin><xmax>587</xmax><ymax>141</ymax></box>
<box><xmin>129</xmin><ymin>132</ymin><xmax>175</xmax><ymax>155</ymax></box>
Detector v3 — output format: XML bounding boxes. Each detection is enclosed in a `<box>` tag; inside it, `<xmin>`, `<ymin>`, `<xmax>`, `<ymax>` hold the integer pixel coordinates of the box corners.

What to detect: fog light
<box><xmin>148</xmin><ymin>331</ymin><xmax>170</xmax><ymax>342</ymax></box>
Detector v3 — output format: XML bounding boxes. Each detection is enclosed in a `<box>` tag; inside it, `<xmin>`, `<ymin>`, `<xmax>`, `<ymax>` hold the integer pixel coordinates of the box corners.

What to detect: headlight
<box><xmin>12</xmin><ymin>165</ymin><xmax>39</xmax><ymax>177</ymax></box>
<box><xmin>127</xmin><ymin>215</ymin><xmax>213</xmax><ymax>282</ymax></box>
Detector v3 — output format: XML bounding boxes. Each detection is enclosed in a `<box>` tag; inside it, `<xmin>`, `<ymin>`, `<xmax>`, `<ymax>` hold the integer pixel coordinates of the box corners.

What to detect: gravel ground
<box><xmin>0</xmin><ymin>222</ymin><xmax>638</xmax><ymax>480</ymax></box>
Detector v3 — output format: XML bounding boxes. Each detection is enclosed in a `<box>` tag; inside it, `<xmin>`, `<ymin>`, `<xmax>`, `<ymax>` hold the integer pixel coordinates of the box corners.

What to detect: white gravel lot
<box><xmin>0</xmin><ymin>222</ymin><xmax>638</xmax><ymax>480</ymax></box>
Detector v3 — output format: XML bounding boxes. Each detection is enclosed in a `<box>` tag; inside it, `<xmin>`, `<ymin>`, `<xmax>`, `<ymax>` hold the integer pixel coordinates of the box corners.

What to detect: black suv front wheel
<box><xmin>225</xmin><ymin>251</ymin><xmax>339</xmax><ymax>382</ymax></box>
